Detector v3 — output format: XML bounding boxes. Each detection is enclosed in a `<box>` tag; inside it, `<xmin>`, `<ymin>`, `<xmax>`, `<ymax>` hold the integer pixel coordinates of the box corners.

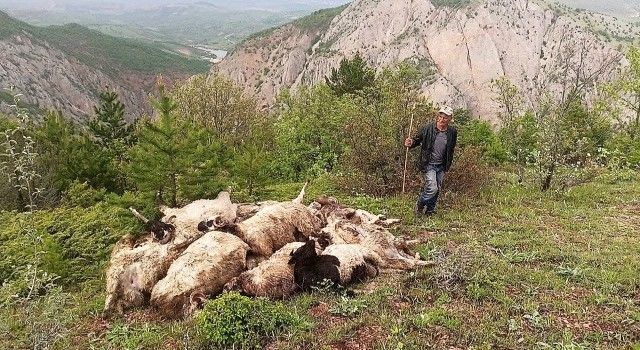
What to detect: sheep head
<box><xmin>288</xmin><ymin>240</ymin><xmax>317</xmax><ymax>265</ymax></box>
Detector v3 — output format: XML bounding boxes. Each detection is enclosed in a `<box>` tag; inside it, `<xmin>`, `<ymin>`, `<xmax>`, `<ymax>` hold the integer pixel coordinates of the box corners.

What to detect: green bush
<box><xmin>62</xmin><ymin>181</ymin><xmax>107</xmax><ymax>208</ymax></box>
<box><xmin>196</xmin><ymin>292</ymin><xmax>310</xmax><ymax>349</ymax></box>
<box><xmin>272</xmin><ymin>85</ymin><xmax>349</xmax><ymax>180</ymax></box>
<box><xmin>605</xmin><ymin>128</ymin><xmax>640</xmax><ymax>169</ymax></box>
<box><xmin>105</xmin><ymin>322</ymin><xmax>165</xmax><ymax>350</ymax></box>
<box><xmin>0</xmin><ymin>200</ymin><xmax>142</xmax><ymax>285</ymax></box>
<box><xmin>457</xmin><ymin>119</ymin><xmax>508</xmax><ymax>164</ymax></box>
<box><xmin>413</xmin><ymin>307</ymin><xmax>461</xmax><ymax>330</ymax></box>
<box><xmin>329</xmin><ymin>296</ymin><xmax>368</xmax><ymax>317</ymax></box>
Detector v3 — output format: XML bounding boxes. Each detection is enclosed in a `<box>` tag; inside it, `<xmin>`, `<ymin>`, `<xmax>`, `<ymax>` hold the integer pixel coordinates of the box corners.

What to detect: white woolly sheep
<box><xmin>235</xmin><ymin>202</ymin><xmax>323</xmax><ymax>263</ymax></box>
<box><xmin>321</xmin><ymin>217</ymin><xmax>427</xmax><ymax>270</ymax></box>
<box><xmin>150</xmin><ymin>231</ymin><xmax>249</xmax><ymax>318</ymax></box>
<box><xmin>321</xmin><ymin>243</ymin><xmax>382</xmax><ymax>284</ymax></box>
<box><xmin>160</xmin><ymin>191</ymin><xmax>237</xmax><ymax>243</ymax></box>
<box><xmin>103</xmin><ymin>235</ymin><xmax>194</xmax><ymax>316</ymax></box>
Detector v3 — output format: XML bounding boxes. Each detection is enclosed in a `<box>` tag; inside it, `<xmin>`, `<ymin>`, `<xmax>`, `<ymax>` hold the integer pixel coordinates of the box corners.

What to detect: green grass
<box><xmin>1</xmin><ymin>169</ymin><xmax>639</xmax><ymax>349</ymax></box>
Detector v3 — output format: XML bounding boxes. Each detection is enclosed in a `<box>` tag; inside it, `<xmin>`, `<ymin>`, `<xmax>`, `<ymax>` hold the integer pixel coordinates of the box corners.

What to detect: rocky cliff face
<box><xmin>0</xmin><ymin>33</ymin><xmax>149</xmax><ymax>122</ymax></box>
<box><xmin>217</xmin><ymin>0</ymin><xmax>624</xmax><ymax>121</ymax></box>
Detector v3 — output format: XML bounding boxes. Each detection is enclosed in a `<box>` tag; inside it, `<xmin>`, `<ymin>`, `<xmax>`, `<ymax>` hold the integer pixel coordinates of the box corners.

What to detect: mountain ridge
<box><xmin>217</xmin><ymin>0</ymin><xmax>628</xmax><ymax>120</ymax></box>
<box><xmin>0</xmin><ymin>11</ymin><xmax>208</xmax><ymax>122</ymax></box>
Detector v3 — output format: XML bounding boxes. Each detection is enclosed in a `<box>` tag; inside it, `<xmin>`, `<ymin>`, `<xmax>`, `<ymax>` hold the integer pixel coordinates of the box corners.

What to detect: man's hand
<box><xmin>404</xmin><ymin>138</ymin><xmax>413</xmax><ymax>147</ymax></box>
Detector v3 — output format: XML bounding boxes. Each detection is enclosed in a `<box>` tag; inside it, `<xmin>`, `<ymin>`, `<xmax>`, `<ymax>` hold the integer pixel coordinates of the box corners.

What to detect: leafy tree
<box><xmin>339</xmin><ymin>64</ymin><xmax>433</xmax><ymax>195</ymax></box>
<box><xmin>273</xmin><ymin>85</ymin><xmax>349</xmax><ymax>180</ymax></box>
<box><xmin>491</xmin><ymin>76</ymin><xmax>524</xmax><ymax>124</ymax></box>
<box><xmin>173</xmin><ymin>74</ymin><xmax>263</xmax><ymax>149</ymax></box>
<box><xmin>33</xmin><ymin>111</ymin><xmax>119</xmax><ymax>196</ymax></box>
<box><xmin>499</xmin><ymin>111</ymin><xmax>539</xmax><ymax>181</ymax></box>
<box><xmin>173</xmin><ymin>74</ymin><xmax>273</xmax><ymax>195</ymax></box>
<box><xmin>128</xmin><ymin>85</ymin><xmax>228</xmax><ymax>206</ymax></box>
<box><xmin>88</xmin><ymin>90</ymin><xmax>134</xmax><ymax>193</ymax></box>
<box><xmin>535</xmin><ymin>95</ymin><xmax>612</xmax><ymax>190</ymax></box>
<box><xmin>605</xmin><ymin>46</ymin><xmax>640</xmax><ymax>137</ymax></box>
<box><xmin>32</xmin><ymin>111</ymin><xmax>80</xmax><ymax>193</ymax></box>
<box><xmin>325</xmin><ymin>52</ymin><xmax>375</xmax><ymax>97</ymax></box>
<box><xmin>527</xmin><ymin>36</ymin><xmax>620</xmax><ymax>191</ymax></box>
<box><xmin>232</xmin><ymin>142</ymin><xmax>272</xmax><ymax>197</ymax></box>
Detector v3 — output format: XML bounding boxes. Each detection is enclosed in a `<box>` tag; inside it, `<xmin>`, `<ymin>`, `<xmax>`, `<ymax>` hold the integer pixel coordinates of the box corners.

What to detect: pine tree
<box><xmin>325</xmin><ymin>52</ymin><xmax>376</xmax><ymax>97</ymax></box>
<box><xmin>33</xmin><ymin>110</ymin><xmax>119</xmax><ymax>194</ymax></box>
<box><xmin>89</xmin><ymin>90</ymin><xmax>133</xmax><ymax>148</ymax></box>
<box><xmin>86</xmin><ymin>90</ymin><xmax>135</xmax><ymax>193</ymax></box>
<box><xmin>128</xmin><ymin>85</ymin><xmax>228</xmax><ymax>206</ymax></box>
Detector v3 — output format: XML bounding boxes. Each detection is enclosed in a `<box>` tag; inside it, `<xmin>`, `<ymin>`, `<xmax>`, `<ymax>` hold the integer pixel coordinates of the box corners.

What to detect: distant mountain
<box><xmin>217</xmin><ymin>0</ymin><xmax>631</xmax><ymax>120</ymax></box>
<box><xmin>0</xmin><ymin>0</ymin><xmax>352</xmax><ymax>49</ymax></box>
<box><xmin>0</xmin><ymin>0</ymin><xmax>351</xmax><ymax>12</ymax></box>
<box><xmin>556</xmin><ymin>0</ymin><xmax>640</xmax><ymax>21</ymax></box>
<box><xmin>0</xmin><ymin>11</ymin><xmax>209</xmax><ymax>121</ymax></box>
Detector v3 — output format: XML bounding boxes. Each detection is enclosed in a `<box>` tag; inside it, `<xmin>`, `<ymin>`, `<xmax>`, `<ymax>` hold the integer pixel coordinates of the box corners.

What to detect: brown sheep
<box><xmin>223</xmin><ymin>241</ymin><xmax>307</xmax><ymax>299</ymax></box>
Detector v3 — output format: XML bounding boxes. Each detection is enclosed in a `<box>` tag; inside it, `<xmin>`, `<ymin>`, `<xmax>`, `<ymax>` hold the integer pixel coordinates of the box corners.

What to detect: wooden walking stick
<box><xmin>402</xmin><ymin>110</ymin><xmax>415</xmax><ymax>194</ymax></box>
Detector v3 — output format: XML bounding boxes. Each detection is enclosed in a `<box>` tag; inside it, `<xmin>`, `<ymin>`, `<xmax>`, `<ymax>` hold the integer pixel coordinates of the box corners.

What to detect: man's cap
<box><xmin>438</xmin><ymin>106</ymin><xmax>454</xmax><ymax>117</ymax></box>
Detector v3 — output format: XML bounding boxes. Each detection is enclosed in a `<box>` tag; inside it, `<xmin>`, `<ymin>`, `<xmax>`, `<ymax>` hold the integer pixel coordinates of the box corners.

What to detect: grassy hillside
<box><xmin>1</xmin><ymin>170</ymin><xmax>638</xmax><ymax>349</ymax></box>
<box><xmin>243</xmin><ymin>4</ymin><xmax>348</xmax><ymax>44</ymax></box>
<box><xmin>0</xmin><ymin>10</ymin><xmax>29</xmax><ymax>39</ymax></box>
<box><xmin>32</xmin><ymin>23</ymin><xmax>210</xmax><ymax>76</ymax></box>
<box><xmin>0</xmin><ymin>11</ymin><xmax>210</xmax><ymax>77</ymax></box>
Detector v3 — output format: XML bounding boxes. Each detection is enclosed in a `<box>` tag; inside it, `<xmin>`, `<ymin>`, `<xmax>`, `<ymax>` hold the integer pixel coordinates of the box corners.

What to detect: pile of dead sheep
<box><xmin>104</xmin><ymin>186</ymin><xmax>428</xmax><ymax>319</ymax></box>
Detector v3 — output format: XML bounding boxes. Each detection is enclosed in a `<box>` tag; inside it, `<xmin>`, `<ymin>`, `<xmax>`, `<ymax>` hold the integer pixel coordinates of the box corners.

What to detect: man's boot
<box><xmin>415</xmin><ymin>201</ymin><xmax>426</xmax><ymax>217</ymax></box>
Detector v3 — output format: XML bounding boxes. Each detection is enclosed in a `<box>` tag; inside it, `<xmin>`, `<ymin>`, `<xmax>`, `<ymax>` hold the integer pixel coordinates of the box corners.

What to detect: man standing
<box><xmin>404</xmin><ymin>106</ymin><xmax>457</xmax><ymax>215</ymax></box>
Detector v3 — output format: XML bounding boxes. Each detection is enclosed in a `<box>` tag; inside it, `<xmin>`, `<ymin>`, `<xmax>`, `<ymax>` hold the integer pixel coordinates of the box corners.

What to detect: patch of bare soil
<box><xmin>124</xmin><ymin>308</ymin><xmax>166</xmax><ymax>323</ymax></box>
<box><xmin>307</xmin><ymin>301</ymin><xmax>349</xmax><ymax>325</ymax></box>
<box><xmin>330</xmin><ymin>325</ymin><xmax>385</xmax><ymax>350</ymax></box>
<box><xmin>70</xmin><ymin>316</ymin><xmax>109</xmax><ymax>346</ymax></box>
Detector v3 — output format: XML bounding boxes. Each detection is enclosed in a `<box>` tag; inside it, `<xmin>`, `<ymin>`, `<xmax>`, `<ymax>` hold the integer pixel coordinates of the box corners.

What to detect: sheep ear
<box><xmin>165</xmin><ymin>215</ymin><xmax>177</xmax><ymax>224</ymax></box>
<box><xmin>216</xmin><ymin>191</ymin><xmax>231</xmax><ymax>202</ymax></box>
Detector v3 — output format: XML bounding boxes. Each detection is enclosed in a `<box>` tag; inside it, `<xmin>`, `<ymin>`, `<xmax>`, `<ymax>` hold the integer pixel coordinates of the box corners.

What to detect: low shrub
<box><xmin>196</xmin><ymin>292</ymin><xmax>310</xmax><ymax>349</ymax></box>
<box><xmin>426</xmin><ymin>244</ymin><xmax>506</xmax><ymax>301</ymax></box>
<box><xmin>62</xmin><ymin>181</ymin><xmax>107</xmax><ymax>208</ymax></box>
<box><xmin>442</xmin><ymin>146</ymin><xmax>493</xmax><ymax>196</ymax></box>
<box><xmin>329</xmin><ymin>296</ymin><xmax>368</xmax><ymax>317</ymax></box>
<box><xmin>0</xmin><ymin>200</ymin><xmax>142</xmax><ymax>286</ymax></box>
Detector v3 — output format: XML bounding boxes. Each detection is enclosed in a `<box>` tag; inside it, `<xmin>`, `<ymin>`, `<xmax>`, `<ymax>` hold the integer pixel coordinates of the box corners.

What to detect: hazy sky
<box><xmin>0</xmin><ymin>0</ymin><xmax>352</xmax><ymax>11</ymax></box>
<box><xmin>1</xmin><ymin>0</ymin><xmax>636</xmax><ymax>19</ymax></box>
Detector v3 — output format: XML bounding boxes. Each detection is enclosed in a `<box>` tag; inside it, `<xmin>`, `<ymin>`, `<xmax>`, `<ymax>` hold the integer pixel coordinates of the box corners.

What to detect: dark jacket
<box><xmin>410</xmin><ymin>122</ymin><xmax>458</xmax><ymax>172</ymax></box>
